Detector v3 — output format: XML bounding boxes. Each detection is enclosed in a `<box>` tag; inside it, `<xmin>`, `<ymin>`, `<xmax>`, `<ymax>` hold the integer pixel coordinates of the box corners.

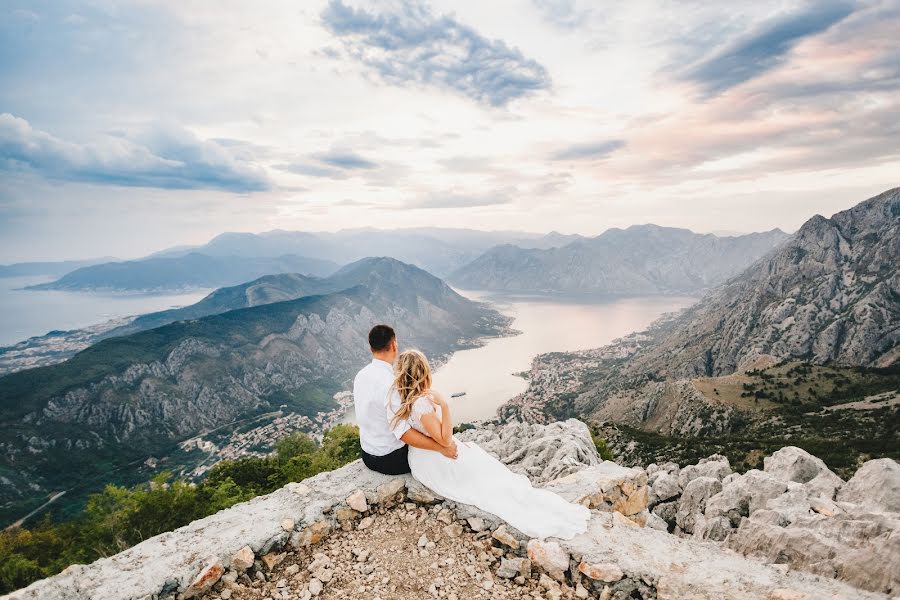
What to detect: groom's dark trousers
<box><xmin>362</xmin><ymin>445</ymin><xmax>411</xmax><ymax>475</ymax></box>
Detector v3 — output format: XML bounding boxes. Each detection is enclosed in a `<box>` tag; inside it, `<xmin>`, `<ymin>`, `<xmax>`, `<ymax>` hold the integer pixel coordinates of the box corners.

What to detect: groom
<box><xmin>353</xmin><ymin>324</ymin><xmax>458</xmax><ymax>475</ymax></box>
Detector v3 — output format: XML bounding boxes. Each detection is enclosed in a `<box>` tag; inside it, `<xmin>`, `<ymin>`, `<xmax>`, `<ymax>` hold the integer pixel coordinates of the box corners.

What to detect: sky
<box><xmin>1</xmin><ymin>0</ymin><xmax>899</xmax><ymax>262</ymax></box>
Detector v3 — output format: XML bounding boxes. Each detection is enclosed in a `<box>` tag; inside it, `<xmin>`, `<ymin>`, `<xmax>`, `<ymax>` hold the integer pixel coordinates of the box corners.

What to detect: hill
<box><xmin>0</xmin><ymin>259</ymin><xmax>511</xmax><ymax>525</ymax></box>
<box><xmin>449</xmin><ymin>226</ymin><xmax>789</xmax><ymax>295</ymax></box>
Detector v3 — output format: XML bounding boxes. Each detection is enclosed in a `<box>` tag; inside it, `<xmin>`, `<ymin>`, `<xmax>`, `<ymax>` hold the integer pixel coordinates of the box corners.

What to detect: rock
<box><xmin>182</xmin><ymin>558</ymin><xmax>224</xmax><ymax>599</ymax></box>
<box><xmin>705</xmin><ymin>470</ymin><xmax>788</xmax><ymax>528</ymax></box>
<box><xmin>764</xmin><ymin>447</ymin><xmax>837</xmax><ymax>488</ymax></box>
<box><xmin>280</xmin><ymin>518</ymin><xmax>295</xmax><ymax>532</ymax></box>
<box><xmin>652</xmin><ymin>500</ymin><xmax>677</xmax><ymax>527</ymax></box>
<box><xmin>645</xmin><ymin>511</ymin><xmax>669</xmax><ymax>531</ymax></box>
<box><xmin>497</xmin><ymin>557</ymin><xmax>530</xmax><ymax>579</ymax></box>
<box><xmin>308</xmin><ymin>577</ymin><xmax>323</xmax><ymax>595</ymax></box>
<box><xmin>728</xmin><ymin>505</ymin><xmax>900</xmax><ymax>594</ymax></box>
<box><xmin>375</xmin><ymin>479</ymin><xmax>406</xmax><ymax>505</ymax></box>
<box><xmin>261</xmin><ymin>552</ymin><xmax>285</xmax><ymax>570</ymax></box>
<box><xmin>294</xmin><ymin>521</ymin><xmax>332</xmax><ymax>547</ymax></box>
<box><xmin>346</xmin><ymin>489</ymin><xmax>369</xmax><ymax>513</ymax></box>
<box><xmin>836</xmin><ymin>458</ymin><xmax>900</xmax><ymax>512</ymax></box>
<box><xmin>407</xmin><ymin>480</ymin><xmax>440</xmax><ymax>504</ymax></box>
<box><xmin>768</xmin><ymin>590</ymin><xmax>808</xmax><ymax>600</ymax></box>
<box><xmin>358</xmin><ymin>516</ymin><xmax>374</xmax><ymax>530</ymax></box>
<box><xmin>648</xmin><ymin>471</ymin><xmax>680</xmax><ymax>506</ymax></box>
<box><xmin>443</xmin><ymin>523</ymin><xmax>463</xmax><ymax>538</ymax></box>
<box><xmin>542</xmin><ymin>462</ymin><xmax>648</xmax><ymax>516</ymax></box>
<box><xmin>676</xmin><ymin>477</ymin><xmax>722</xmax><ymax>534</ymax></box>
<box><xmin>491</xmin><ymin>525</ymin><xmax>520</xmax><ymax>549</ymax></box>
<box><xmin>457</xmin><ymin>419</ymin><xmax>602</xmax><ymax>483</ymax></box>
<box><xmin>467</xmin><ymin>517</ymin><xmax>486</xmax><ymax>532</ymax></box>
<box><xmin>526</xmin><ymin>539</ymin><xmax>569</xmax><ymax>582</ymax></box>
<box><xmin>230</xmin><ymin>545</ymin><xmax>255</xmax><ymax>572</ymax></box>
<box><xmin>577</xmin><ymin>561</ymin><xmax>623</xmax><ymax>582</ymax></box>
<box><xmin>575</xmin><ymin>582</ymin><xmax>589</xmax><ymax>598</ymax></box>
<box><xmin>697</xmin><ymin>515</ymin><xmax>731</xmax><ymax>541</ymax></box>
<box><xmin>678</xmin><ymin>455</ymin><xmax>731</xmax><ymax>489</ymax></box>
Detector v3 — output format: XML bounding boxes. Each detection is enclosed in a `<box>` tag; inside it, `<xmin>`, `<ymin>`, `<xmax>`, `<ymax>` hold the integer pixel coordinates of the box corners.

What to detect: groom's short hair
<box><xmin>368</xmin><ymin>324</ymin><xmax>395</xmax><ymax>352</ymax></box>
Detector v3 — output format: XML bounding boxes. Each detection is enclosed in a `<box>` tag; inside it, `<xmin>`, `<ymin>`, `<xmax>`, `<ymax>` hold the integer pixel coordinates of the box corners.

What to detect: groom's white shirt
<box><xmin>353</xmin><ymin>358</ymin><xmax>409</xmax><ymax>456</ymax></box>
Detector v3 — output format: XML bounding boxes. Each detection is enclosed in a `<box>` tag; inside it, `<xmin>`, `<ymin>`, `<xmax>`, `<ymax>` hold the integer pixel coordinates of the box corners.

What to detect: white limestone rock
<box><xmin>836</xmin><ymin>458</ymin><xmax>900</xmax><ymax>512</ymax></box>
<box><xmin>678</xmin><ymin>454</ymin><xmax>731</xmax><ymax>489</ymax></box>
<box><xmin>542</xmin><ymin>462</ymin><xmax>648</xmax><ymax>516</ymax></box>
<box><xmin>676</xmin><ymin>476</ymin><xmax>722</xmax><ymax>534</ymax></box>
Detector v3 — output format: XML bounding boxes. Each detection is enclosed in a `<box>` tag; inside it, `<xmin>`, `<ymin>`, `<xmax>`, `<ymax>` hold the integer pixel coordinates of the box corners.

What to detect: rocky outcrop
<box><xmin>7</xmin><ymin>421</ymin><xmax>894</xmax><ymax>600</ymax></box>
<box><xmin>644</xmin><ymin>444</ymin><xmax>900</xmax><ymax>594</ymax></box>
<box><xmin>628</xmin><ymin>187</ymin><xmax>900</xmax><ymax>377</ymax></box>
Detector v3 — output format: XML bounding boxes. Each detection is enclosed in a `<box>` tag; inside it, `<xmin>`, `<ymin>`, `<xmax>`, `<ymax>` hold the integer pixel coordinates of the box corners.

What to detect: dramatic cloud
<box><xmin>0</xmin><ymin>114</ymin><xmax>269</xmax><ymax>192</ymax></box>
<box><xmin>321</xmin><ymin>0</ymin><xmax>550</xmax><ymax>106</ymax></box>
<box><xmin>684</xmin><ymin>2</ymin><xmax>856</xmax><ymax>94</ymax></box>
<box><xmin>552</xmin><ymin>140</ymin><xmax>625</xmax><ymax>161</ymax></box>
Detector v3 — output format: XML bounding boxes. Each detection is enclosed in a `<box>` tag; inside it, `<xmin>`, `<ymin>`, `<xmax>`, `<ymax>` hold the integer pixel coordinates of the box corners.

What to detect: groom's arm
<box><xmin>401</xmin><ymin>429</ymin><xmax>458</xmax><ymax>459</ymax></box>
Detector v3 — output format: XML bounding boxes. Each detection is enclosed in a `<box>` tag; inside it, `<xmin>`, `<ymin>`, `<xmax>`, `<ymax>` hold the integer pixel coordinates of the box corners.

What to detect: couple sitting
<box><xmin>353</xmin><ymin>324</ymin><xmax>589</xmax><ymax>539</ymax></box>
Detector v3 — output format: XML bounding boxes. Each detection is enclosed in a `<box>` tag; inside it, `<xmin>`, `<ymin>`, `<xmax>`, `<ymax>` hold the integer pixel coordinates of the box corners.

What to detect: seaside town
<box><xmin>179</xmin><ymin>391</ymin><xmax>355</xmax><ymax>477</ymax></box>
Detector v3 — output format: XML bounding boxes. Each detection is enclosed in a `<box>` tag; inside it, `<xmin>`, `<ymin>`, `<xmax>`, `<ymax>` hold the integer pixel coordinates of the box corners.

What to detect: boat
<box><xmin>450</xmin><ymin>392</ymin><xmax>466</xmax><ymax>398</ymax></box>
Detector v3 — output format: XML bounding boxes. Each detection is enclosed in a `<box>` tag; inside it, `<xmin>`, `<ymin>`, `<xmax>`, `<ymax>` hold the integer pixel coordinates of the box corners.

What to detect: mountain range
<box><xmin>502</xmin><ymin>187</ymin><xmax>900</xmax><ymax>443</ymax></box>
<box><xmin>449</xmin><ymin>226</ymin><xmax>790</xmax><ymax>295</ymax></box>
<box><xmin>0</xmin><ymin>258</ymin><xmax>510</xmax><ymax>525</ymax></box>
<box><xmin>26</xmin><ymin>253</ymin><xmax>339</xmax><ymax>293</ymax></box>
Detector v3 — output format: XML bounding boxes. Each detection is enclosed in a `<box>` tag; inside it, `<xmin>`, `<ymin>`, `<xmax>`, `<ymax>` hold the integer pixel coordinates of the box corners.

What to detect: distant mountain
<box><xmin>26</xmin><ymin>253</ymin><xmax>340</xmax><ymax>293</ymax></box>
<box><xmin>0</xmin><ymin>258</ymin><xmax>510</xmax><ymax>524</ymax></box>
<box><xmin>104</xmin><ymin>256</ymin><xmax>477</xmax><ymax>337</ymax></box>
<box><xmin>504</xmin><ymin>188</ymin><xmax>900</xmax><ymax>438</ymax></box>
<box><xmin>628</xmin><ymin>187</ymin><xmax>900</xmax><ymax>377</ymax></box>
<box><xmin>152</xmin><ymin>228</ymin><xmax>579</xmax><ymax>276</ymax></box>
<box><xmin>0</xmin><ymin>258</ymin><xmax>116</xmax><ymax>278</ymax></box>
<box><xmin>449</xmin><ymin>226</ymin><xmax>790</xmax><ymax>295</ymax></box>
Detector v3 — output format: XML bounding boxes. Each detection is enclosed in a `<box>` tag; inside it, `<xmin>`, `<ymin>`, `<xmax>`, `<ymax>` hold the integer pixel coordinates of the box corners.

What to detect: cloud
<box><xmin>531</xmin><ymin>0</ymin><xmax>590</xmax><ymax>29</ymax></box>
<box><xmin>275</xmin><ymin>162</ymin><xmax>346</xmax><ymax>179</ymax></box>
<box><xmin>320</xmin><ymin>0</ymin><xmax>550</xmax><ymax>106</ymax></box>
<box><xmin>552</xmin><ymin>139</ymin><xmax>625</xmax><ymax>160</ymax></box>
<box><xmin>403</xmin><ymin>190</ymin><xmax>511</xmax><ymax>209</ymax></box>
<box><xmin>313</xmin><ymin>150</ymin><xmax>377</xmax><ymax>169</ymax></box>
<box><xmin>684</xmin><ymin>2</ymin><xmax>856</xmax><ymax>94</ymax></box>
<box><xmin>0</xmin><ymin>114</ymin><xmax>270</xmax><ymax>192</ymax></box>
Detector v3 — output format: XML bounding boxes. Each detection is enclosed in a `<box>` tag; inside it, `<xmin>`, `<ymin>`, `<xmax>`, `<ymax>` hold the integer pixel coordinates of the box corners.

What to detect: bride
<box><xmin>388</xmin><ymin>349</ymin><xmax>590</xmax><ymax>540</ymax></box>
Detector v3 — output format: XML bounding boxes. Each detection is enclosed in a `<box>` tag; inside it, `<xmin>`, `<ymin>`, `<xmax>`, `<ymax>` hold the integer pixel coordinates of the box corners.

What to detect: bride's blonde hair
<box><xmin>391</xmin><ymin>349</ymin><xmax>432</xmax><ymax>428</ymax></box>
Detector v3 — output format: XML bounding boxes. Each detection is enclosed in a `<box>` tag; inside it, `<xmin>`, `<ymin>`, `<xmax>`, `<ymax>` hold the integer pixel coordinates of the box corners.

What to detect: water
<box><xmin>0</xmin><ymin>276</ymin><xmax>213</xmax><ymax>346</ymax></box>
<box><xmin>349</xmin><ymin>290</ymin><xmax>697</xmax><ymax>424</ymax></box>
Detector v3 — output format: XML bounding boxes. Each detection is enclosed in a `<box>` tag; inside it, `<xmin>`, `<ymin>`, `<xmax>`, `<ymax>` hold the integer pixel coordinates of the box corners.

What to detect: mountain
<box><xmin>501</xmin><ymin>188</ymin><xmax>900</xmax><ymax>446</ymax></box>
<box><xmin>26</xmin><ymin>253</ymin><xmax>340</xmax><ymax>293</ymax></box>
<box><xmin>104</xmin><ymin>256</ymin><xmax>480</xmax><ymax>337</ymax></box>
<box><xmin>628</xmin><ymin>187</ymin><xmax>900</xmax><ymax>377</ymax></box>
<box><xmin>152</xmin><ymin>228</ymin><xmax>579</xmax><ymax>276</ymax></box>
<box><xmin>0</xmin><ymin>258</ymin><xmax>511</xmax><ymax>525</ymax></box>
<box><xmin>0</xmin><ymin>258</ymin><xmax>116</xmax><ymax>278</ymax></box>
<box><xmin>449</xmin><ymin>226</ymin><xmax>790</xmax><ymax>294</ymax></box>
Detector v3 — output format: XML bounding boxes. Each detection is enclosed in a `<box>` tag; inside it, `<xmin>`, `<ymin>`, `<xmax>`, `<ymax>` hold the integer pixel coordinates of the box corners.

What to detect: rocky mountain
<box><xmin>27</xmin><ymin>253</ymin><xmax>340</xmax><ymax>293</ymax></box>
<box><xmin>501</xmin><ymin>188</ymin><xmax>900</xmax><ymax>448</ymax></box>
<box><xmin>449</xmin><ymin>226</ymin><xmax>789</xmax><ymax>295</ymax></box>
<box><xmin>10</xmin><ymin>419</ymin><xmax>897</xmax><ymax>599</ymax></box>
<box><xmin>628</xmin><ymin>186</ymin><xmax>900</xmax><ymax>378</ymax></box>
<box><xmin>105</xmin><ymin>257</ymin><xmax>450</xmax><ymax>337</ymax></box>
<box><xmin>0</xmin><ymin>258</ymin><xmax>511</xmax><ymax>525</ymax></box>
<box><xmin>149</xmin><ymin>228</ymin><xmax>581</xmax><ymax>277</ymax></box>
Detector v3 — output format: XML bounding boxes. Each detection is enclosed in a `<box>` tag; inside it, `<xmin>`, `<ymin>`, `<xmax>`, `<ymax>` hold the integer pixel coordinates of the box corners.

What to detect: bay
<box><xmin>348</xmin><ymin>290</ymin><xmax>697</xmax><ymax>424</ymax></box>
<box><xmin>0</xmin><ymin>276</ymin><xmax>212</xmax><ymax>346</ymax></box>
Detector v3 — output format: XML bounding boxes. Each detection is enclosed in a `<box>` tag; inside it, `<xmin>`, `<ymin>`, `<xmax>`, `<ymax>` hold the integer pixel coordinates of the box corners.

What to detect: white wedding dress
<box><xmin>405</xmin><ymin>396</ymin><xmax>590</xmax><ymax>539</ymax></box>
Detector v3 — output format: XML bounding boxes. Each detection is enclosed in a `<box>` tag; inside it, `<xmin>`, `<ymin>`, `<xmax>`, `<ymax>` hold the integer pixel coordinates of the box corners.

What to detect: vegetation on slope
<box><xmin>0</xmin><ymin>425</ymin><xmax>361</xmax><ymax>594</ymax></box>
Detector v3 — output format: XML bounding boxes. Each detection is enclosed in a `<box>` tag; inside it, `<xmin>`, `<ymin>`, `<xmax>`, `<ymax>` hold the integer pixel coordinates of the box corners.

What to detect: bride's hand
<box><xmin>429</xmin><ymin>391</ymin><xmax>448</xmax><ymax>407</ymax></box>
